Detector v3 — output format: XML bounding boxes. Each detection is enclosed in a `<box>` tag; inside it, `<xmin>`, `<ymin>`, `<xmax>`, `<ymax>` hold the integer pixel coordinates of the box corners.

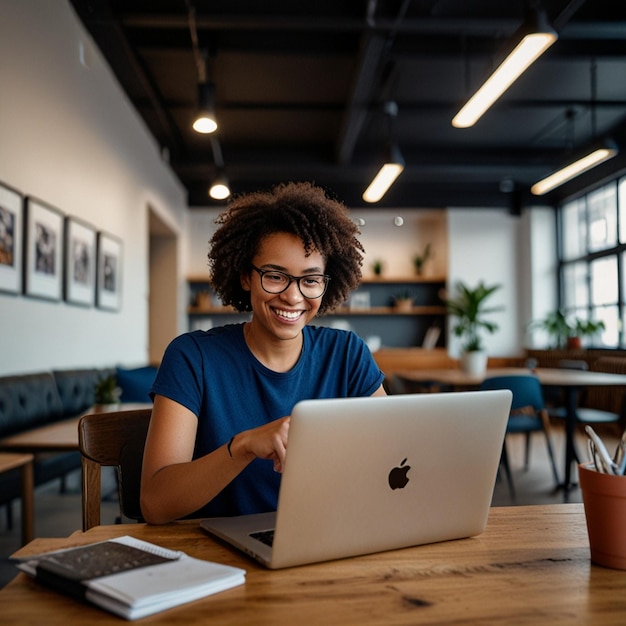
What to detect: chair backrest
<box><xmin>585</xmin><ymin>357</ymin><xmax>626</xmax><ymax>415</ymax></box>
<box><xmin>78</xmin><ymin>408</ymin><xmax>152</xmax><ymax>531</ymax></box>
<box><xmin>480</xmin><ymin>375</ymin><xmax>544</xmax><ymax>412</ymax></box>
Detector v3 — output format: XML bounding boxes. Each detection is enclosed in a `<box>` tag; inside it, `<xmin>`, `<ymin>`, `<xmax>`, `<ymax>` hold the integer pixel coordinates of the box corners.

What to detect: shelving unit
<box><xmin>325</xmin><ymin>277</ymin><xmax>447</xmax><ymax>348</ymax></box>
<box><xmin>186</xmin><ymin>275</ymin><xmax>447</xmax><ymax>348</ymax></box>
<box><xmin>187</xmin><ymin>277</ymin><xmax>250</xmax><ymax>330</ymax></box>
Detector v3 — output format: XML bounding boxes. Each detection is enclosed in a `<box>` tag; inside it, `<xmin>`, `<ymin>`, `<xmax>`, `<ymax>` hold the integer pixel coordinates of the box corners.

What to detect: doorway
<box><xmin>148</xmin><ymin>208</ymin><xmax>178</xmax><ymax>364</ymax></box>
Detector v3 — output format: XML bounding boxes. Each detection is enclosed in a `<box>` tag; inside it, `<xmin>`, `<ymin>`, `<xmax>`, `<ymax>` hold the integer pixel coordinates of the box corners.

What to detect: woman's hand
<box><xmin>232</xmin><ymin>416</ymin><xmax>290</xmax><ymax>473</ymax></box>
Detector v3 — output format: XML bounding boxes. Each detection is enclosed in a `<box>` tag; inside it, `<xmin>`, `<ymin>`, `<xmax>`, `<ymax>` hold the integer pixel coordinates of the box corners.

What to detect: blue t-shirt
<box><xmin>150</xmin><ymin>323</ymin><xmax>384</xmax><ymax>517</ymax></box>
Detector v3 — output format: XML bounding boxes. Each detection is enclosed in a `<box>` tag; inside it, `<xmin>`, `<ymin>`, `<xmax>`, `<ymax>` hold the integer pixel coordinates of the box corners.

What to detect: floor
<box><xmin>0</xmin><ymin>422</ymin><xmax>619</xmax><ymax>590</ymax></box>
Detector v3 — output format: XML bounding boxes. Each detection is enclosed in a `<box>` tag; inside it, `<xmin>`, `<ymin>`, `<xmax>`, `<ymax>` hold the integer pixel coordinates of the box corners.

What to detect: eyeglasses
<box><xmin>251</xmin><ymin>265</ymin><xmax>330</xmax><ymax>299</ymax></box>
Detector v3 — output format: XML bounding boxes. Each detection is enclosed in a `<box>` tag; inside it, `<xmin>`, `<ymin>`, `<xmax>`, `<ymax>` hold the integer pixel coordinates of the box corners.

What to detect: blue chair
<box><xmin>480</xmin><ymin>375</ymin><xmax>560</xmax><ymax>499</ymax></box>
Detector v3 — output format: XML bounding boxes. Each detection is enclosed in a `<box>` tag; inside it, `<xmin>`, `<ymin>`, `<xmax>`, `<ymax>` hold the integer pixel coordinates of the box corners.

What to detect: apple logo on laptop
<box><xmin>388</xmin><ymin>458</ymin><xmax>411</xmax><ymax>489</ymax></box>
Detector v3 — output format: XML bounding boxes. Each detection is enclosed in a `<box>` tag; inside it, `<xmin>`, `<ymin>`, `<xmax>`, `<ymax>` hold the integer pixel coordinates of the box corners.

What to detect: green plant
<box><xmin>529</xmin><ymin>310</ymin><xmax>605</xmax><ymax>348</ymax></box>
<box><xmin>413</xmin><ymin>243</ymin><xmax>431</xmax><ymax>275</ymax></box>
<box><xmin>393</xmin><ymin>289</ymin><xmax>412</xmax><ymax>302</ymax></box>
<box><xmin>442</xmin><ymin>280</ymin><xmax>503</xmax><ymax>352</ymax></box>
<box><xmin>371</xmin><ymin>259</ymin><xmax>384</xmax><ymax>276</ymax></box>
<box><xmin>392</xmin><ymin>290</ymin><xmax>413</xmax><ymax>311</ymax></box>
<box><xmin>94</xmin><ymin>374</ymin><xmax>121</xmax><ymax>405</ymax></box>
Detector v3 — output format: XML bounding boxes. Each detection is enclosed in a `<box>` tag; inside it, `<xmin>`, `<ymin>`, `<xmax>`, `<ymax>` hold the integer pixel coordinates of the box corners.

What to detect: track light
<box><xmin>209</xmin><ymin>174</ymin><xmax>230</xmax><ymax>200</ymax></box>
<box><xmin>452</xmin><ymin>9</ymin><xmax>557</xmax><ymax>129</ymax></box>
<box><xmin>362</xmin><ymin>143</ymin><xmax>405</xmax><ymax>203</ymax></box>
<box><xmin>363</xmin><ymin>102</ymin><xmax>404</xmax><ymax>203</ymax></box>
<box><xmin>192</xmin><ymin>82</ymin><xmax>217</xmax><ymax>134</ymax></box>
<box><xmin>531</xmin><ymin>139</ymin><xmax>619</xmax><ymax>196</ymax></box>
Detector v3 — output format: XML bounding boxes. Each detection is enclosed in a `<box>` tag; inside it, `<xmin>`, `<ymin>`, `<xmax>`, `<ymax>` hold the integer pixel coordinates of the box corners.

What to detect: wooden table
<box><xmin>396</xmin><ymin>367</ymin><xmax>626</xmax><ymax>496</ymax></box>
<box><xmin>3</xmin><ymin>504</ymin><xmax>626</xmax><ymax>624</ymax></box>
<box><xmin>0</xmin><ymin>403</ymin><xmax>153</xmax><ymax>453</ymax></box>
<box><xmin>0</xmin><ymin>404</ymin><xmax>151</xmax><ymax>537</ymax></box>
<box><xmin>0</xmin><ymin>452</ymin><xmax>34</xmax><ymax>545</ymax></box>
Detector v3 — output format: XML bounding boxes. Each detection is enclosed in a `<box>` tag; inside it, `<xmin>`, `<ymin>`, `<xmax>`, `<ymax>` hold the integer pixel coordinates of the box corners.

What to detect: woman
<box><xmin>141</xmin><ymin>182</ymin><xmax>386</xmax><ymax>524</ymax></box>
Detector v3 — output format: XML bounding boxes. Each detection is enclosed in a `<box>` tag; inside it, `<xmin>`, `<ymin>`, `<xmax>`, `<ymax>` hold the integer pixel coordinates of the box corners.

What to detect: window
<box><xmin>558</xmin><ymin>178</ymin><xmax>624</xmax><ymax>348</ymax></box>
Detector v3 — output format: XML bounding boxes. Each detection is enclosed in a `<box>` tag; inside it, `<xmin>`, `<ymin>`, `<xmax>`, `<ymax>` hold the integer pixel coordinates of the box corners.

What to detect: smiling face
<box><xmin>241</xmin><ymin>232</ymin><xmax>326</xmax><ymax>346</ymax></box>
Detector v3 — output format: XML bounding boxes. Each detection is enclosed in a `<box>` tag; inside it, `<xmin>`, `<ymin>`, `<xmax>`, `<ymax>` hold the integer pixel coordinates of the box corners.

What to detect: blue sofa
<box><xmin>0</xmin><ymin>365</ymin><xmax>157</xmax><ymax>527</ymax></box>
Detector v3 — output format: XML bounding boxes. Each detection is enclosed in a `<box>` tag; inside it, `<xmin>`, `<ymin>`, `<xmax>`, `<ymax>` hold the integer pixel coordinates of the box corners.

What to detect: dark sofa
<box><xmin>0</xmin><ymin>365</ymin><xmax>156</xmax><ymax>527</ymax></box>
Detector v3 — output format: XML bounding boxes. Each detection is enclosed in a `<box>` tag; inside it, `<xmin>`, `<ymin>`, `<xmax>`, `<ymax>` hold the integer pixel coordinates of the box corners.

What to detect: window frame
<box><xmin>557</xmin><ymin>177</ymin><xmax>625</xmax><ymax>349</ymax></box>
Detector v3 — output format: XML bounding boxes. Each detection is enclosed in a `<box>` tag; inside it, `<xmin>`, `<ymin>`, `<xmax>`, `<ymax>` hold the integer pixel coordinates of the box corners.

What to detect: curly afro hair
<box><xmin>208</xmin><ymin>181</ymin><xmax>364</xmax><ymax>315</ymax></box>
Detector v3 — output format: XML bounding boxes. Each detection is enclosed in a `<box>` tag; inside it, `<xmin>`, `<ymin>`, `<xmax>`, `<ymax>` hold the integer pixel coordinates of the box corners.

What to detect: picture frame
<box><xmin>96</xmin><ymin>231</ymin><xmax>123</xmax><ymax>311</ymax></box>
<box><xmin>23</xmin><ymin>197</ymin><xmax>64</xmax><ymax>301</ymax></box>
<box><xmin>0</xmin><ymin>181</ymin><xmax>23</xmax><ymax>295</ymax></box>
<box><xmin>64</xmin><ymin>216</ymin><xmax>97</xmax><ymax>307</ymax></box>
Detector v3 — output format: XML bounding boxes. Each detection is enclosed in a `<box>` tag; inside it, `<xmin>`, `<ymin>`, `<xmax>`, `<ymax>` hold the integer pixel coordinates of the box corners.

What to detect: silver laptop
<box><xmin>200</xmin><ymin>390</ymin><xmax>512</xmax><ymax>569</ymax></box>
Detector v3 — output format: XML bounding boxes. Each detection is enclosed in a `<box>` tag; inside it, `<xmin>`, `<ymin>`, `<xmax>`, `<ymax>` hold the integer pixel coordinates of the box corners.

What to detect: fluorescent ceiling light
<box><xmin>452</xmin><ymin>15</ymin><xmax>557</xmax><ymax>129</ymax></box>
<box><xmin>531</xmin><ymin>142</ymin><xmax>618</xmax><ymax>196</ymax></box>
<box><xmin>362</xmin><ymin>144</ymin><xmax>405</xmax><ymax>203</ymax></box>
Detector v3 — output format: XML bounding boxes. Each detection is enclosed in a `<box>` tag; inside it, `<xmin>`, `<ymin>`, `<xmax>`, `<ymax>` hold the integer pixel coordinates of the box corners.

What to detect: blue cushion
<box><xmin>115</xmin><ymin>366</ymin><xmax>157</xmax><ymax>403</ymax></box>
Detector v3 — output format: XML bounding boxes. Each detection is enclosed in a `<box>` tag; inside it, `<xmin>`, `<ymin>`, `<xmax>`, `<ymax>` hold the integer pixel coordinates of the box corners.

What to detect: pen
<box><xmin>585</xmin><ymin>426</ymin><xmax>619</xmax><ymax>475</ymax></box>
<box><xmin>613</xmin><ymin>429</ymin><xmax>626</xmax><ymax>473</ymax></box>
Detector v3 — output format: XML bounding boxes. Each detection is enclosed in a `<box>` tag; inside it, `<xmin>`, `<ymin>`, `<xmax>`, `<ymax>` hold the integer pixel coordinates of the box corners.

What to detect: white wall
<box><xmin>447</xmin><ymin>210</ymin><xmax>521</xmax><ymax>357</ymax></box>
<box><xmin>0</xmin><ymin>0</ymin><xmax>187</xmax><ymax>375</ymax></box>
<box><xmin>186</xmin><ymin>208</ymin><xmax>449</xmax><ymax>278</ymax></box>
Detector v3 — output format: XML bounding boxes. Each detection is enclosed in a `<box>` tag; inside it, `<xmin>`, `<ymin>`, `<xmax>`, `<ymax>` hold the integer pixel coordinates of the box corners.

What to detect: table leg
<box><xmin>20</xmin><ymin>458</ymin><xmax>34</xmax><ymax>545</ymax></box>
<box><xmin>558</xmin><ymin>386</ymin><xmax>580</xmax><ymax>500</ymax></box>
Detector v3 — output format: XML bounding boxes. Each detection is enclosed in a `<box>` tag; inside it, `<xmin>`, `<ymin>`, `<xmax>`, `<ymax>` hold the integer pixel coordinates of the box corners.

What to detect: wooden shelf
<box><xmin>334</xmin><ymin>306</ymin><xmax>446</xmax><ymax>316</ymax></box>
<box><xmin>189</xmin><ymin>305</ymin><xmax>447</xmax><ymax>316</ymax></box>
<box><xmin>186</xmin><ymin>275</ymin><xmax>448</xmax><ymax>348</ymax></box>
<box><xmin>187</xmin><ymin>275</ymin><xmax>446</xmax><ymax>285</ymax></box>
<box><xmin>360</xmin><ymin>276</ymin><xmax>446</xmax><ymax>284</ymax></box>
<box><xmin>188</xmin><ymin>306</ymin><xmax>238</xmax><ymax>314</ymax></box>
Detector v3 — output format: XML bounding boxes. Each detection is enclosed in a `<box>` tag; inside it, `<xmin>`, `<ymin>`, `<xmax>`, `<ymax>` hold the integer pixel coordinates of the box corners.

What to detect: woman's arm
<box><xmin>140</xmin><ymin>394</ymin><xmax>290</xmax><ymax>524</ymax></box>
<box><xmin>371</xmin><ymin>384</ymin><xmax>387</xmax><ymax>397</ymax></box>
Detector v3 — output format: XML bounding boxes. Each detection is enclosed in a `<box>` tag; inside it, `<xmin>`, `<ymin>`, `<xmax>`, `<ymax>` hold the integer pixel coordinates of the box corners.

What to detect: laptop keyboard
<box><xmin>250</xmin><ymin>529</ymin><xmax>275</xmax><ymax>547</ymax></box>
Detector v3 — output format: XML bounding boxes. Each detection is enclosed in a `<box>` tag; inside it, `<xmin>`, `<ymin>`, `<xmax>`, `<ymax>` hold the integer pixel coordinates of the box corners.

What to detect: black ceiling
<box><xmin>68</xmin><ymin>0</ymin><xmax>626</xmax><ymax>211</ymax></box>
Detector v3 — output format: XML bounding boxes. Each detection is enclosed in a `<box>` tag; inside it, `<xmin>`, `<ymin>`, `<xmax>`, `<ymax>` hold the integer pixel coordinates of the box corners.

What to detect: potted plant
<box><xmin>529</xmin><ymin>310</ymin><xmax>605</xmax><ymax>349</ymax></box>
<box><xmin>371</xmin><ymin>259</ymin><xmax>384</xmax><ymax>277</ymax></box>
<box><xmin>570</xmin><ymin>318</ymin><xmax>605</xmax><ymax>349</ymax></box>
<box><xmin>413</xmin><ymin>243</ymin><xmax>431</xmax><ymax>276</ymax></box>
<box><xmin>442</xmin><ymin>280</ymin><xmax>503</xmax><ymax>375</ymax></box>
<box><xmin>93</xmin><ymin>374</ymin><xmax>122</xmax><ymax>412</ymax></box>
<box><xmin>392</xmin><ymin>289</ymin><xmax>413</xmax><ymax>312</ymax></box>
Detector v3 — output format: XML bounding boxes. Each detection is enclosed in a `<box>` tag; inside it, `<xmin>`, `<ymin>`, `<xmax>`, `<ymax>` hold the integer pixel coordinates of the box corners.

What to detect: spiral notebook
<box><xmin>201</xmin><ymin>390</ymin><xmax>512</xmax><ymax>569</ymax></box>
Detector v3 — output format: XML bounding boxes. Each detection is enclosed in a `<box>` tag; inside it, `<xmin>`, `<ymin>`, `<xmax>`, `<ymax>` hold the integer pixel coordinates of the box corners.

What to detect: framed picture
<box><xmin>64</xmin><ymin>216</ymin><xmax>97</xmax><ymax>307</ymax></box>
<box><xmin>96</xmin><ymin>231</ymin><xmax>123</xmax><ymax>311</ymax></box>
<box><xmin>0</xmin><ymin>181</ymin><xmax>23</xmax><ymax>295</ymax></box>
<box><xmin>23</xmin><ymin>197</ymin><xmax>64</xmax><ymax>301</ymax></box>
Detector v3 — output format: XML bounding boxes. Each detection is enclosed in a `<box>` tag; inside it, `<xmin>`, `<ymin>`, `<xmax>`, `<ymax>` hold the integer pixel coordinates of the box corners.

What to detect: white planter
<box><xmin>461</xmin><ymin>350</ymin><xmax>488</xmax><ymax>376</ymax></box>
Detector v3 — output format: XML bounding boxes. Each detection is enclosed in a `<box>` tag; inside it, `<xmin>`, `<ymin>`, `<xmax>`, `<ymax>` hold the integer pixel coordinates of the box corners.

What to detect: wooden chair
<box><xmin>78</xmin><ymin>408</ymin><xmax>152</xmax><ymax>531</ymax></box>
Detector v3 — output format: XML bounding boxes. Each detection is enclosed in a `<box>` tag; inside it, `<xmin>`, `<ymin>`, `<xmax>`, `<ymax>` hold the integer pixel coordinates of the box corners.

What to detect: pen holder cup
<box><xmin>579</xmin><ymin>462</ymin><xmax>626</xmax><ymax>570</ymax></box>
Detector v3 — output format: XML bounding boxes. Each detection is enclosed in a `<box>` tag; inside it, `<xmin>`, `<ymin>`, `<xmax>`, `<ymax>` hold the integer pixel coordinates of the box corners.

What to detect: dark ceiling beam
<box><xmin>335</xmin><ymin>32</ymin><xmax>388</xmax><ymax>165</ymax></box>
<box><xmin>120</xmin><ymin>14</ymin><xmax>626</xmax><ymax>40</ymax></box>
<box><xmin>156</xmin><ymin>99</ymin><xmax>626</xmax><ymax>113</ymax></box>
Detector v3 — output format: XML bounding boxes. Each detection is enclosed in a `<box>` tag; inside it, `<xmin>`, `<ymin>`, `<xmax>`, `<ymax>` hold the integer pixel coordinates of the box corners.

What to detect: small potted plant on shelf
<box><xmin>93</xmin><ymin>374</ymin><xmax>122</xmax><ymax>412</ymax></box>
<box><xmin>392</xmin><ymin>289</ymin><xmax>414</xmax><ymax>312</ymax></box>
<box><xmin>371</xmin><ymin>259</ymin><xmax>384</xmax><ymax>277</ymax></box>
<box><xmin>413</xmin><ymin>243</ymin><xmax>431</xmax><ymax>276</ymax></box>
<box><xmin>442</xmin><ymin>280</ymin><xmax>503</xmax><ymax>375</ymax></box>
